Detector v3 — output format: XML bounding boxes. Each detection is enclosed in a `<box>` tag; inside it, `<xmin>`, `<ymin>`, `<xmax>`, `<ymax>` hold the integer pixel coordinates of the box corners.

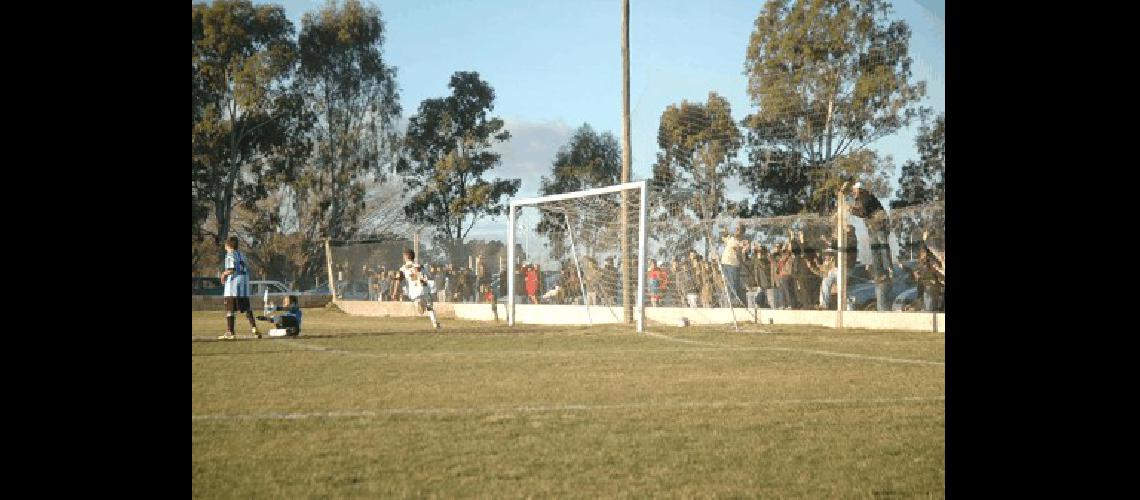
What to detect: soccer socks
<box><xmin>428</xmin><ymin>310</ymin><xmax>440</xmax><ymax>328</ymax></box>
<box><xmin>226</xmin><ymin>314</ymin><xmax>235</xmax><ymax>334</ymax></box>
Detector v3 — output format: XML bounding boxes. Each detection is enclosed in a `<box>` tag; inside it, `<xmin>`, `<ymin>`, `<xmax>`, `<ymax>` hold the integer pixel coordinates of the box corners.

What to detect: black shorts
<box><xmin>224</xmin><ymin>297</ymin><xmax>251</xmax><ymax>313</ymax></box>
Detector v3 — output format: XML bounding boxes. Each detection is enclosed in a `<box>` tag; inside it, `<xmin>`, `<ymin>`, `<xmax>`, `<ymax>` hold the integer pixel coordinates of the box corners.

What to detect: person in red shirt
<box><xmin>525</xmin><ymin>264</ymin><xmax>540</xmax><ymax>304</ymax></box>
<box><xmin>647</xmin><ymin>259</ymin><xmax>669</xmax><ymax>307</ymax></box>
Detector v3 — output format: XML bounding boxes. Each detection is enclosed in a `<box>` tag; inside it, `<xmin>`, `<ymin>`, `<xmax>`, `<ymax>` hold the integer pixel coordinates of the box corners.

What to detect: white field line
<box><xmin>198</xmin><ymin>344</ymin><xmax>863</xmax><ymax>358</ymax></box>
<box><xmin>192</xmin><ymin>396</ymin><xmax>945</xmax><ymax>421</ymax></box>
<box><xmin>195</xmin><ymin>337</ymin><xmax>943</xmax><ymax>366</ymax></box>
<box><xmin>643</xmin><ymin>332</ymin><xmax>944</xmax><ymax>366</ymax></box>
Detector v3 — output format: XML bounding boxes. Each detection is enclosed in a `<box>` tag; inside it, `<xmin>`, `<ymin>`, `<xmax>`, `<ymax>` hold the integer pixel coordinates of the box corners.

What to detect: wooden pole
<box><xmin>620</xmin><ymin>0</ymin><xmax>632</xmax><ymax>324</ymax></box>
<box><xmin>836</xmin><ymin>196</ymin><xmax>846</xmax><ymax>329</ymax></box>
<box><xmin>325</xmin><ymin>238</ymin><xmax>338</xmax><ymax>299</ymax></box>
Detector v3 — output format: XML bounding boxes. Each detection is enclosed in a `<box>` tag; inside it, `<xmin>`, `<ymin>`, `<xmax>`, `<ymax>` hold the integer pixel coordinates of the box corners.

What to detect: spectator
<box><xmin>474</xmin><ymin>256</ymin><xmax>488</xmax><ymax>303</ymax></box>
<box><xmin>923</xmin><ymin>230</ymin><xmax>945</xmax><ymax>276</ymax></box>
<box><xmin>601</xmin><ymin>257</ymin><xmax>618</xmax><ymax>306</ymax></box>
<box><xmin>672</xmin><ymin>257</ymin><xmax>697</xmax><ymax>308</ymax></box>
<box><xmin>913</xmin><ymin>244</ymin><xmax>944</xmax><ymax>311</ymax></box>
<box><xmin>366</xmin><ymin>266</ymin><xmax>378</xmax><ymax>301</ymax></box>
<box><xmin>534</xmin><ymin>263</ymin><xmax>545</xmax><ymax>302</ymax></box>
<box><xmin>687</xmin><ymin>252</ymin><xmax>708</xmax><ymax>308</ymax></box>
<box><xmin>842</xmin><ymin>181</ymin><xmax>893</xmax><ymax>282</ymax></box>
<box><xmin>558</xmin><ymin>260</ymin><xmax>575</xmax><ymax>304</ymax></box>
<box><xmin>751</xmin><ymin>241</ymin><xmax>774</xmax><ymax>309</ymax></box>
<box><xmin>525</xmin><ymin>263</ymin><xmax>540</xmax><ymax>304</ymax></box>
<box><xmin>843</xmin><ymin>181</ymin><xmax>893</xmax><ymax>311</ymax></box>
<box><xmin>389</xmin><ymin>269</ymin><xmax>404</xmax><ymax>301</ymax></box>
<box><xmin>583</xmin><ymin>256</ymin><xmax>600</xmax><ymax>306</ymax></box>
<box><xmin>647</xmin><ymin>259</ymin><xmax>669</xmax><ymax>307</ymax></box>
<box><xmin>739</xmin><ymin>238</ymin><xmax>758</xmax><ymax>308</ymax></box>
<box><xmin>843</xmin><ymin>224</ymin><xmax>858</xmax><ymax>271</ymax></box>
<box><xmin>817</xmin><ymin>248</ymin><xmax>839</xmax><ymax>309</ymax></box>
<box><xmin>719</xmin><ymin>225</ymin><xmax>746</xmax><ymax>306</ymax></box>
<box><xmin>514</xmin><ymin>263</ymin><xmax>527</xmax><ymax>304</ymax></box>
<box><xmin>453</xmin><ymin>265</ymin><xmax>467</xmax><ymax>303</ymax></box>
<box><xmin>708</xmin><ymin>255</ymin><xmax>725</xmax><ymax>308</ymax></box>
<box><xmin>498</xmin><ymin>264</ymin><xmax>509</xmax><ymax>301</ymax></box>
<box><xmin>774</xmin><ymin>241</ymin><xmax>797</xmax><ymax>309</ymax></box>
<box><xmin>795</xmin><ymin>231</ymin><xmax>823</xmax><ymax>309</ymax></box>
<box><xmin>766</xmin><ymin>244</ymin><xmax>783</xmax><ymax>308</ymax></box>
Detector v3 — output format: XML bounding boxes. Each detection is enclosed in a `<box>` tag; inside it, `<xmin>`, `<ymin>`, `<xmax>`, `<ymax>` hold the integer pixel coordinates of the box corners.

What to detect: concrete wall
<box><xmin>192</xmin><ymin>295</ymin><xmax>332</xmax><ymax>311</ymax></box>
<box><xmin>331</xmin><ymin>299</ymin><xmax>945</xmax><ymax>333</ymax></box>
<box><xmin>335</xmin><ymin>300</ymin><xmax>456</xmax><ymax>318</ymax></box>
<box><xmin>840</xmin><ymin>310</ymin><xmax>944</xmax><ymax>333</ymax></box>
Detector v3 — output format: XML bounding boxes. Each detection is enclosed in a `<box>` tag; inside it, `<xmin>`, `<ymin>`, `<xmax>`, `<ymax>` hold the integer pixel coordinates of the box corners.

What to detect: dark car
<box><xmin>846</xmin><ymin>261</ymin><xmax>918</xmax><ymax>311</ymax></box>
<box><xmin>192</xmin><ymin>276</ymin><xmax>224</xmax><ymax>296</ymax></box>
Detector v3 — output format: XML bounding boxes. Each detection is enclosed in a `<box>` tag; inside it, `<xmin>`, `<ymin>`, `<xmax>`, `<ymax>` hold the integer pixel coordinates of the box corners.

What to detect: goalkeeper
<box><xmin>256</xmin><ymin>295</ymin><xmax>303</xmax><ymax>336</ymax></box>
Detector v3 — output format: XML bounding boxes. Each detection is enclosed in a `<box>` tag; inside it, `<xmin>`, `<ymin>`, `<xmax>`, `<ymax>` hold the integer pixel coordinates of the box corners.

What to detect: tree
<box><xmin>230</xmin><ymin>0</ymin><xmax>401</xmax><ymax>287</ymax></box>
<box><xmin>295</xmin><ymin>0</ymin><xmax>401</xmax><ymax>241</ymax></box>
<box><xmin>398</xmin><ymin>71</ymin><xmax>521</xmax><ymax>265</ymax></box>
<box><xmin>650</xmin><ymin>91</ymin><xmax>742</xmax><ymax>259</ymax></box>
<box><xmin>192</xmin><ymin>0</ymin><xmax>300</xmax><ymax>258</ymax></box>
<box><xmin>891</xmin><ymin>112</ymin><xmax>944</xmax><ymax>209</ymax></box>
<box><xmin>534</xmin><ymin>124</ymin><xmax>622</xmax><ymax>261</ymax></box>
<box><xmin>742</xmin><ymin>0</ymin><xmax>927</xmax><ymax>215</ymax></box>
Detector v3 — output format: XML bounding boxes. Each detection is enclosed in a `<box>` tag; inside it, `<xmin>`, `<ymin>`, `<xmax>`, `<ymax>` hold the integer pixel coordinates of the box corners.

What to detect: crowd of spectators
<box><xmin>336</xmin><ymin>182</ymin><xmax>943</xmax><ymax>312</ymax></box>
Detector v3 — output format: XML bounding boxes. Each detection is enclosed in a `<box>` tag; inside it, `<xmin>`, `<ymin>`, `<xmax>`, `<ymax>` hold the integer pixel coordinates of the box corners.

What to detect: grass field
<box><xmin>192</xmin><ymin>307</ymin><xmax>944</xmax><ymax>498</ymax></box>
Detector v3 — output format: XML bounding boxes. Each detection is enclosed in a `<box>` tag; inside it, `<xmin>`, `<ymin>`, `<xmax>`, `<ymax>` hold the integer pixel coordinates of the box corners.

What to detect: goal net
<box><xmin>507</xmin><ymin>181</ymin><xmax>648</xmax><ymax>332</ymax></box>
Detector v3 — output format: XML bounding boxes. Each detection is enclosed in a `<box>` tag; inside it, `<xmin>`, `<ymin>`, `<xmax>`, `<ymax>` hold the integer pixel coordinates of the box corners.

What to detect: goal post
<box><xmin>507</xmin><ymin>180</ymin><xmax>648</xmax><ymax>333</ymax></box>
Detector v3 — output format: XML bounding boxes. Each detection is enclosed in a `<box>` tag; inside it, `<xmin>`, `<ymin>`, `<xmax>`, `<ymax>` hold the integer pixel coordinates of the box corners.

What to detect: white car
<box><xmin>249</xmin><ymin>280</ymin><xmax>294</xmax><ymax>298</ymax></box>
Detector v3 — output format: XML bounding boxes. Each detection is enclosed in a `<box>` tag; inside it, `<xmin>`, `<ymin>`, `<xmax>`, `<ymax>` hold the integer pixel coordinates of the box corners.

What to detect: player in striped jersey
<box><xmin>219</xmin><ymin>236</ymin><xmax>259</xmax><ymax>339</ymax></box>
<box><xmin>399</xmin><ymin>248</ymin><xmax>441</xmax><ymax>330</ymax></box>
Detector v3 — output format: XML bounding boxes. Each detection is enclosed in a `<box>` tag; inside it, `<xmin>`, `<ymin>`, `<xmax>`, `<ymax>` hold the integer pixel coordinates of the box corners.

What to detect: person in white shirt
<box><xmin>399</xmin><ymin>248</ymin><xmax>441</xmax><ymax>330</ymax></box>
<box><xmin>719</xmin><ymin>225</ymin><xmax>747</xmax><ymax>307</ymax></box>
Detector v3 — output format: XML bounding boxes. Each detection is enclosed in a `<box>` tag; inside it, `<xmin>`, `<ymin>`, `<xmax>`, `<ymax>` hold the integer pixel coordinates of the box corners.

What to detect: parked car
<box><xmin>249</xmin><ymin>280</ymin><xmax>293</xmax><ymax>298</ymax></box>
<box><xmin>848</xmin><ymin>264</ymin><xmax>872</xmax><ymax>283</ymax></box>
<box><xmin>192</xmin><ymin>276</ymin><xmax>224</xmax><ymax>296</ymax></box>
<box><xmin>304</xmin><ymin>283</ymin><xmax>332</xmax><ymax>295</ymax></box>
<box><xmin>892</xmin><ymin>287</ymin><xmax>920</xmax><ymax>311</ymax></box>
<box><xmin>846</xmin><ymin>261</ymin><xmax>917</xmax><ymax>311</ymax></box>
<box><xmin>335</xmin><ymin>280</ymin><xmax>371</xmax><ymax>300</ymax></box>
<box><xmin>542</xmin><ymin>271</ymin><xmax>561</xmax><ymax>293</ymax></box>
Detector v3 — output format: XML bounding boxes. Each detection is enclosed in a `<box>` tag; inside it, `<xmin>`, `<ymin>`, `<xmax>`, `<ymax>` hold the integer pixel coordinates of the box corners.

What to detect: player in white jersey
<box><xmin>399</xmin><ymin>248</ymin><xmax>441</xmax><ymax>330</ymax></box>
<box><xmin>219</xmin><ymin>236</ymin><xmax>259</xmax><ymax>339</ymax></box>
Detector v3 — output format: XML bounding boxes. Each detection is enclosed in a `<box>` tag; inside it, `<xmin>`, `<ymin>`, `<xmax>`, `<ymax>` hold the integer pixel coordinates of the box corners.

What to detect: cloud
<box><xmin>457</xmin><ymin>118</ymin><xmax>575</xmax><ymax>241</ymax></box>
<box><xmin>490</xmin><ymin>118</ymin><xmax>575</xmax><ymax>199</ymax></box>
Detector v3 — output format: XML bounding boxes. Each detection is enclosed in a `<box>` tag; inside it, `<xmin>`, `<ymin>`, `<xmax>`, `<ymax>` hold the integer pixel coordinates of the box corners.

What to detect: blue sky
<box><xmin>240</xmin><ymin>0</ymin><xmax>944</xmax><ymax>241</ymax></box>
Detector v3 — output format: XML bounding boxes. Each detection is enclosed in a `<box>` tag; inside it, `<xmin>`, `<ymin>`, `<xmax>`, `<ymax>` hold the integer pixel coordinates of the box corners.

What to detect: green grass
<box><xmin>193</xmin><ymin>308</ymin><xmax>944</xmax><ymax>498</ymax></box>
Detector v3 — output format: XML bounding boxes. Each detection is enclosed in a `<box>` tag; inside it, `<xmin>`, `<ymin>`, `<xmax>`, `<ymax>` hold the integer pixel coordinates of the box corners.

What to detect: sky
<box><xmin>238</xmin><ymin>0</ymin><xmax>945</xmax><ymax>247</ymax></box>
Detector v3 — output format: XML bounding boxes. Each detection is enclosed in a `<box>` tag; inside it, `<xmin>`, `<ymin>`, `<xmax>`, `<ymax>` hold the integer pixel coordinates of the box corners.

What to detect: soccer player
<box><xmin>257</xmin><ymin>295</ymin><xmax>303</xmax><ymax>336</ymax></box>
<box><xmin>399</xmin><ymin>248</ymin><xmax>441</xmax><ymax>330</ymax></box>
<box><xmin>219</xmin><ymin>236</ymin><xmax>259</xmax><ymax>339</ymax></box>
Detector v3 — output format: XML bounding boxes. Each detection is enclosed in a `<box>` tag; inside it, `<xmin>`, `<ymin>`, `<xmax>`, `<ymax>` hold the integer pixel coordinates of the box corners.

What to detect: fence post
<box><xmin>325</xmin><ymin>238</ymin><xmax>338</xmax><ymax>299</ymax></box>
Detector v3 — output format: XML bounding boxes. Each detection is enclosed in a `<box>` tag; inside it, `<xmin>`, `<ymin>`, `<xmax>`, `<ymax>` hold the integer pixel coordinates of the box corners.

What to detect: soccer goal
<box><xmin>507</xmin><ymin>180</ymin><xmax>648</xmax><ymax>332</ymax></box>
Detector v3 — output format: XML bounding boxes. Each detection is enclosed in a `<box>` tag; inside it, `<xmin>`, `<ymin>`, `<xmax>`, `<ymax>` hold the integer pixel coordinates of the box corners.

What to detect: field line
<box><xmin>221</xmin><ymin>337</ymin><xmax>944</xmax><ymax>365</ymax></box>
<box><xmin>643</xmin><ymin>332</ymin><xmax>944</xmax><ymax>366</ymax></box>
<box><xmin>192</xmin><ymin>396</ymin><xmax>945</xmax><ymax>421</ymax></box>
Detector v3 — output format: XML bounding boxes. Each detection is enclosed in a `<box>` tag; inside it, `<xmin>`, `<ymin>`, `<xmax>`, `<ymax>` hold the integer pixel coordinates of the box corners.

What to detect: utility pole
<box><xmin>620</xmin><ymin>0</ymin><xmax>632</xmax><ymax>324</ymax></box>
